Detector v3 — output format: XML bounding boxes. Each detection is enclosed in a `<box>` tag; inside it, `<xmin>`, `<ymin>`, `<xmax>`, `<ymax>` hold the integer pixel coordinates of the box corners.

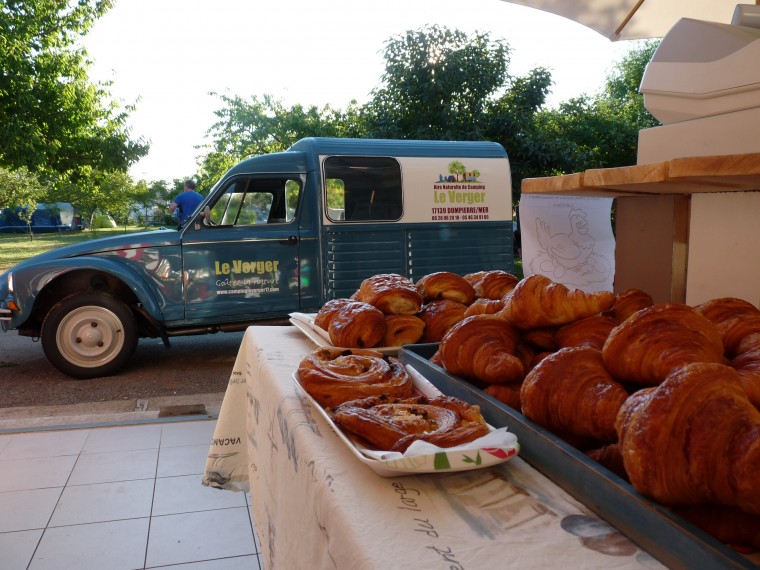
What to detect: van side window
<box><xmin>207</xmin><ymin>177</ymin><xmax>301</xmax><ymax>226</ymax></box>
<box><xmin>324</xmin><ymin>156</ymin><xmax>402</xmax><ymax>222</ymax></box>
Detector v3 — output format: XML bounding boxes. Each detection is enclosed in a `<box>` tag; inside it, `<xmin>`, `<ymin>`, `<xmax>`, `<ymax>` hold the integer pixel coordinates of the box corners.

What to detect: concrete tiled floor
<box><xmin>0</xmin><ymin>420</ymin><xmax>262</xmax><ymax>570</ymax></box>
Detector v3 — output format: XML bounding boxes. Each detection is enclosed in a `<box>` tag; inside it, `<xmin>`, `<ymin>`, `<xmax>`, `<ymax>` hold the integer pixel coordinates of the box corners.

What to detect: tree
<box><xmin>362</xmin><ymin>25</ymin><xmax>555</xmax><ymax>198</ymax></box>
<box><xmin>481</xmin><ymin>67</ymin><xmax>555</xmax><ymax>195</ymax></box>
<box><xmin>48</xmin><ymin>168</ymin><xmax>138</xmax><ymax>226</ymax></box>
<box><xmin>522</xmin><ymin>40</ymin><xmax>661</xmax><ymax>183</ymax></box>
<box><xmin>0</xmin><ymin>0</ymin><xmax>148</xmax><ymax>180</ymax></box>
<box><xmin>366</xmin><ymin>25</ymin><xmax>511</xmax><ymax>140</ymax></box>
<box><xmin>0</xmin><ymin>165</ymin><xmax>46</xmax><ymax>226</ymax></box>
<box><xmin>197</xmin><ymin>93</ymin><xmax>367</xmax><ymax>187</ymax></box>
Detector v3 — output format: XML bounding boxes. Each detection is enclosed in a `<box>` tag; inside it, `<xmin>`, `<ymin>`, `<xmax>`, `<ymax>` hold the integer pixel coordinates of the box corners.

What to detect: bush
<box><xmin>91</xmin><ymin>212</ymin><xmax>116</xmax><ymax>228</ymax></box>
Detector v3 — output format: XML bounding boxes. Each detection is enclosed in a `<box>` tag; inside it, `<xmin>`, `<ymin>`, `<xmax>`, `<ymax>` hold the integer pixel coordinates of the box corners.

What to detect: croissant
<box><xmin>484</xmin><ymin>383</ymin><xmax>523</xmax><ymax>412</ymax></box>
<box><xmin>555</xmin><ymin>314</ymin><xmax>617</xmax><ymax>351</ymax></box>
<box><xmin>463</xmin><ymin>298</ymin><xmax>505</xmax><ymax>317</ymax></box>
<box><xmin>418</xmin><ymin>299</ymin><xmax>467</xmax><ymax>343</ymax></box>
<box><xmin>332</xmin><ymin>394</ymin><xmax>490</xmax><ymax>452</ymax></box>
<box><xmin>382</xmin><ymin>314</ymin><xmax>425</xmax><ymax>347</ymax></box>
<box><xmin>439</xmin><ymin>315</ymin><xmax>525</xmax><ymax>384</ymax></box>
<box><xmin>602</xmin><ymin>303</ymin><xmax>725</xmax><ymax>385</ymax></box>
<box><xmin>464</xmin><ymin>270</ymin><xmax>519</xmax><ymax>300</ymax></box>
<box><xmin>695</xmin><ymin>297</ymin><xmax>760</xmax><ymax>356</ymax></box>
<box><xmin>586</xmin><ymin>443</ymin><xmax>628</xmax><ymax>480</ymax></box>
<box><xmin>616</xmin><ymin>362</ymin><xmax>760</xmax><ymax>515</ymax></box>
<box><xmin>604</xmin><ymin>288</ymin><xmax>654</xmax><ymax>324</ymax></box>
<box><xmin>297</xmin><ymin>347</ymin><xmax>414</xmax><ymax>407</ymax></box>
<box><xmin>327</xmin><ymin>301</ymin><xmax>386</xmax><ymax>349</ymax></box>
<box><xmin>521</xmin><ymin>347</ymin><xmax>628</xmax><ymax>442</ymax></box>
<box><xmin>415</xmin><ymin>271</ymin><xmax>475</xmax><ymax>305</ymax></box>
<box><xmin>672</xmin><ymin>505</ymin><xmax>760</xmax><ymax>550</ymax></box>
<box><xmin>521</xmin><ymin>327</ymin><xmax>558</xmax><ymax>352</ymax></box>
<box><xmin>314</xmin><ymin>298</ymin><xmax>354</xmax><ymax>331</ymax></box>
<box><xmin>500</xmin><ymin>275</ymin><xmax>615</xmax><ymax>329</ymax></box>
<box><xmin>354</xmin><ymin>273</ymin><xmax>423</xmax><ymax>315</ymax></box>
<box><xmin>728</xmin><ymin>332</ymin><xmax>760</xmax><ymax>407</ymax></box>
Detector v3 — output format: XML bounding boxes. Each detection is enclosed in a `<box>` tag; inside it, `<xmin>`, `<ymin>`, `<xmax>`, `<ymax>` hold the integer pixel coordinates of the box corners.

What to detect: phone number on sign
<box><xmin>431</xmin><ymin>214</ymin><xmax>490</xmax><ymax>221</ymax></box>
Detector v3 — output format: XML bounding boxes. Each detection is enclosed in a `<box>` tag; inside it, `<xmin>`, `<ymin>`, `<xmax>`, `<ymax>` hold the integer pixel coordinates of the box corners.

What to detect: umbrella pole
<box><xmin>614</xmin><ymin>0</ymin><xmax>645</xmax><ymax>37</ymax></box>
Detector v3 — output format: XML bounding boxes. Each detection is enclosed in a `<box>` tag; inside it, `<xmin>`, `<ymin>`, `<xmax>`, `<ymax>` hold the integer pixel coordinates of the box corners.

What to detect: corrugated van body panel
<box><xmin>407</xmin><ymin>224</ymin><xmax>513</xmax><ymax>279</ymax></box>
<box><xmin>322</xmin><ymin>223</ymin><xmax>513</xmax><ymax>299</ymax></box>
<box><xmin>324</xmin><ymin>227</ymin><xmax>407</xmax><ymax>299</ymax></box>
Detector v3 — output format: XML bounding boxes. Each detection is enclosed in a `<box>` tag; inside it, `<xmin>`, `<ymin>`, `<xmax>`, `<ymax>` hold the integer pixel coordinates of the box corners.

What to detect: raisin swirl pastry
<box><xmin>327</xmin><ymin>301</ymin><xmax>386</xmax><ymax>349</ymax></box>
<box><xmin>354</xmin><ymin>273</ymin><xmax>423</xmax><ymax>315</ymax></box>
<box><xmin>297</xmin><ymin>347</ymin><xmax>414</xmax><ymax>408</ymax></box>
<box><xmin>332</xmin><ymin>394</ymin><xmax>490</xmax><ymax>452</ymax></box>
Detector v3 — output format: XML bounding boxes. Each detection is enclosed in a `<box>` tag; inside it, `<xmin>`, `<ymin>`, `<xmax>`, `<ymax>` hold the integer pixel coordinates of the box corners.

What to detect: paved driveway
<box><xmin>0</xmin><ymin>330</ymin><xmax>246</xmax><ymax>409</ymax></box>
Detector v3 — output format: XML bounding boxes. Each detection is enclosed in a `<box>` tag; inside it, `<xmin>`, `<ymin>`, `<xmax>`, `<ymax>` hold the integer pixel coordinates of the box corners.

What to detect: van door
<box><xmin>180</xmin><ymin>174</ymin><xmax>302</xmax><ymax>321</ymax></box>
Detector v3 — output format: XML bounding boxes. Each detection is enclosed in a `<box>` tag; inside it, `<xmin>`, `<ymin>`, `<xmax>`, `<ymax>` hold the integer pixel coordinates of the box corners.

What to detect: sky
<box><xmin>81</xmin><ymin>0</ymin><xmax>635</xmax><ymax>183</ymax></box>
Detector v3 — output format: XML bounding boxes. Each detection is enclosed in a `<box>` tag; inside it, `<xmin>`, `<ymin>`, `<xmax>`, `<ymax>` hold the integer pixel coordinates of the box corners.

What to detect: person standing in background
<box><xmin>170</xmin><ymin>179</ymin><xmax>204</xmax><ymax>225</ymax></box>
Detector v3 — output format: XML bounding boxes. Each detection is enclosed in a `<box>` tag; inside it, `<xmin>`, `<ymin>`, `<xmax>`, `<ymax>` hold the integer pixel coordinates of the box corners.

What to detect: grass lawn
<box><xmin>0</xmin><ymin>227</ymin><xmax>154</xmax><ymax>273</ymax></box>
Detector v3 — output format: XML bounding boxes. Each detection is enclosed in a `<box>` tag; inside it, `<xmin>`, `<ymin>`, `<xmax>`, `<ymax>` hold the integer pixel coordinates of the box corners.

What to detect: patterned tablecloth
<box><xmin>203</xmin><ymin>326</ymin><xmax>663</xmax><ymax>570</ymax></box>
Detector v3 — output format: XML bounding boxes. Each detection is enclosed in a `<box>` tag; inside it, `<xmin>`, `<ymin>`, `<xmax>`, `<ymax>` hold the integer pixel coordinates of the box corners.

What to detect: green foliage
<box><xmin>367</xmin><ymin>25</ymin><xmax>511</xmax><ymax>140</ymax></box>
<box><xmin>0</xmin><ymin>166</ymin><xmax>46</xmax><ymax>224</ymax></box>
<box><xmin>481</xmin><ymin>67</ymin><xmax>554</xmax><ymax>194</ymax></box>
<box><xmin>520</xmin><ymin>39</ymin><xmax>660</xmax><ymax>184</ymax></box>
<box><xmin>46</xmin><ymin>168</ymin><xmax>139</xmax><ymax>226</ymax></box>
<box><xmin>197</xmin><ymin>93</ymin><xmax>367</xmax><ymax>186</ymax></box>
<box><xmin>196</xmin><ymin>26</ymin><xmax>659</xmax><ymax>209</ymax></box>
<box><xmin>0</xmin><ymin>0</ymin><xmax>148</xmax><ymax>183</ymax></box>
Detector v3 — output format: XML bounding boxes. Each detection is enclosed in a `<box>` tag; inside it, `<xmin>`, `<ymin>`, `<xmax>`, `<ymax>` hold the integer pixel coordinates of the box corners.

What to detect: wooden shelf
<box><xmin>522</xmin><ymin>152</ymin><xmax>760</xmax><ymax>196</ymax></box>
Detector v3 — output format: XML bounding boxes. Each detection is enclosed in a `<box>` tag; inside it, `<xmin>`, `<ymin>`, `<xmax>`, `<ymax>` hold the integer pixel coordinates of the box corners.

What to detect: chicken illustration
<box><xmin>535</xmin><ymin>209</ymin><xmax>595</xmax><ymax>278</ymax></box>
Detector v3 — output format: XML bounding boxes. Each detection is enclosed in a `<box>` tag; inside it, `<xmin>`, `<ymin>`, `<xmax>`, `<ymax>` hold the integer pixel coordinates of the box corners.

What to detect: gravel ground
<box><xmin>0</xmin><ymin>329</ymin><xmax>247</xmax><ymax>408</ymax></box>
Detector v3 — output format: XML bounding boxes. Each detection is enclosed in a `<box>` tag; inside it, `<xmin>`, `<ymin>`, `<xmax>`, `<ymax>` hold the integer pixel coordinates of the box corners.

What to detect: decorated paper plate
<box><xmin>289</xmin><ymin>312</ymin><xmax>399</xmax><ymax>355</ymax></box>
<box><xmin>292</xmin><ymin>365</ymin><xmax>519</xmax><ymax>477</ymax></box>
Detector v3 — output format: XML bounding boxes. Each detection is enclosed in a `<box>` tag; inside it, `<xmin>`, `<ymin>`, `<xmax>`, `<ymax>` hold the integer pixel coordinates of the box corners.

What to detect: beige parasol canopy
<box><xmin>499</xmin><ymin>1</ymin><xmax>757</xmax><ymax>40</ymax></box>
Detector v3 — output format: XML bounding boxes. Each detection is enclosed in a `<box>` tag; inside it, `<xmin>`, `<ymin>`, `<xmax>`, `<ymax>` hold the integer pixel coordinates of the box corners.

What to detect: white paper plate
<box><xmin>289</xmin><ymin>312</ymin><xmax>399</xmax><ymax>355</ymax></box>
<box><xmin>292</xmin><ymin>365</ymin><xmax>519</xmax><ymax>477</ymax></box>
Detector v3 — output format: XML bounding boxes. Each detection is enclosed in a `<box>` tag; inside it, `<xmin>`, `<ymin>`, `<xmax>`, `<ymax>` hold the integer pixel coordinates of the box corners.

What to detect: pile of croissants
<box><xmin>313</xmin><ymin>269</ymin><xmax>760</xmax><ymax>551</ymax></box>
<box><xmin>315</xmin><ymin>270</ymin><xmax>519</xmax><ymax>348</ymax></box>
<box><xmin>428</xmin><ymin>272</ymin><xmax>760</xmax><ymax>553</ymax></box>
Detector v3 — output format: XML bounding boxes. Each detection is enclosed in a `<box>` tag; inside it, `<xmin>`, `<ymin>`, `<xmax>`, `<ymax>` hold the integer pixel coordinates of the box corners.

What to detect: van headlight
<box><xmin>7</xmin><ymin>272</ymin><xmax>13</xmax><ymax>294</ymax></box>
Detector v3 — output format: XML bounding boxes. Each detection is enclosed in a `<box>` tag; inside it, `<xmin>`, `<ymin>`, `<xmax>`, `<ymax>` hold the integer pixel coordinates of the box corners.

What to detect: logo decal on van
<box><xmin>430</xmin><ymin>161</ymin><xmax>491</xmax><ymax>222</ymax></box>
<box><xmin>213</xmin><ymin>258</ymin><xmax>281</xmax><ymax>295</ymax></box>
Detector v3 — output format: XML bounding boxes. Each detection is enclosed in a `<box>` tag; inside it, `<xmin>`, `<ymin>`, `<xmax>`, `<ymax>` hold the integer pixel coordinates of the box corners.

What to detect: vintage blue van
<box><xmin>0</xmin><ymin>137</ymin><xmax>514</xmax><ymax>378</ymax></box>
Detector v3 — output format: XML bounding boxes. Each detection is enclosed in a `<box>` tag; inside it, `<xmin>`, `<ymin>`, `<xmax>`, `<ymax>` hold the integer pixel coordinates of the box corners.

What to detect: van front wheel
<box><xmin>41</xmin><ymin>292</ymin><xmax>138</xmax><ymax>379</ymax></box>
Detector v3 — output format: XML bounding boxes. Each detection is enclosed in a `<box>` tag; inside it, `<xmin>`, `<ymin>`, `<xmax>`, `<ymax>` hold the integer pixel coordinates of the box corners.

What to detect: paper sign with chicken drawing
<box><xmin>519</xmin><ymin>195</ymin><xmax>615</xmax><ymax>293</ymax></box>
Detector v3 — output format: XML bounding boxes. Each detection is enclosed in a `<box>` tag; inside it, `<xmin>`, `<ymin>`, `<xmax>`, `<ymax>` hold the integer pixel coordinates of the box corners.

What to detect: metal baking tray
<box><xmin>398</xmin><ymin>343</ymin><xmax>756</xmax><ymax>570</ymax></box>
